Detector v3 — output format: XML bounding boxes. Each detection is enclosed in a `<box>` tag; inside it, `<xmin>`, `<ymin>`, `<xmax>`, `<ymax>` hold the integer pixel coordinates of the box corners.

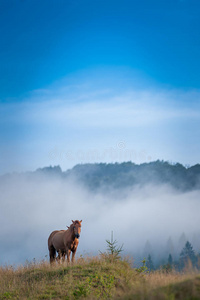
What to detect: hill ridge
<box><xmin>2</xmin><ymin>160</ymin><xmax>200</xmax><ymax>192</ymax></box>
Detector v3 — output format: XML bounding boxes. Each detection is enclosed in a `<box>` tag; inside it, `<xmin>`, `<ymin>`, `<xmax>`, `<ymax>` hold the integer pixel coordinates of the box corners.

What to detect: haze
<box><xmin>1</xmin><ymin>172</ymin><xmax>200</xmax><ymax>266</ymax></box>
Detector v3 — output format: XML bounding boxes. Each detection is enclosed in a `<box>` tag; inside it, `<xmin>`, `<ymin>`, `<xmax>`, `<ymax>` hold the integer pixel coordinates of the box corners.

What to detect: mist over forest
<box><xmin>1</xmin><ymin>160</ymin><xmax>200</xmax><ymax>267</ymax></box>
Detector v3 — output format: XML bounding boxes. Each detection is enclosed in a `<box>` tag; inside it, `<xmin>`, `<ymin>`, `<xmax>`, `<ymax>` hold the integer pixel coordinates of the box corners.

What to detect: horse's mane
<box><xmin>67</xmin><ymin>220</ymin><xmax>82</xmax><ymax>230</ymax></box>
<box><xmin>73</xmin><ymin>220</ymin><xmax>82</xmax><ymax>226</ymax></box>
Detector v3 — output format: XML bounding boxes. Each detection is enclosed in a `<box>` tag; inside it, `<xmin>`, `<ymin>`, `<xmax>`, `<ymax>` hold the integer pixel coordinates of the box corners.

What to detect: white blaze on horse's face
<box><xmin>72</xmin><ymin>220</ymin><xmax>82</xmax><ymax>239</ymax></box>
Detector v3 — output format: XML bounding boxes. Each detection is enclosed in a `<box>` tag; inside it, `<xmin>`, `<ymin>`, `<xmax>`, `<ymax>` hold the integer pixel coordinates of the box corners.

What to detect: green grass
<box><xmin>0</xmin><ymin>256</ymin><xmax>200</xmax><ymax>299</ymax></box>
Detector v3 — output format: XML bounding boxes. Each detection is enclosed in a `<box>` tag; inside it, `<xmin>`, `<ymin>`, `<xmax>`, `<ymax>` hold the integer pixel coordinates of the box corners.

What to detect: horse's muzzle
<box><xmin>75</xmin><ymin>234</ymin><xmax>80</xmax><ymax>239</ymax></box>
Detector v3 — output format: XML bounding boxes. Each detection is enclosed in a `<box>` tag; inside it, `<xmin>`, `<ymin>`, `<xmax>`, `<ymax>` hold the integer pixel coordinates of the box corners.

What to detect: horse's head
<box><xmin>72</xmin><ymin>220</ymin><xmax>82</xmax><ymax>239</ymax></box>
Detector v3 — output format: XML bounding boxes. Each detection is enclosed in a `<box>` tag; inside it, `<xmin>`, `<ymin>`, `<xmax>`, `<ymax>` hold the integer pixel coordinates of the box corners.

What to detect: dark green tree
<box><xmin>100</xmin><ymin>231</ymin><xmax>123</xmax><ymax>263</ymax></box>
<box><xmin>180</xmin><ymin>241</ymin><xmax>197</xmax><ymax>267</ymax></box>
<box><xmin>161</xmin><ymin>253</ymin><xmax>173</xmax><ymax>272</ymax></box>
<box><xmin>146</xmin><ymin>254</ymin><xmax>154</xmax><ymax>271</ymax></box>
<box><xmin>168</xmin><ymin>253</ymin><xmax>173</xmax><ymax>266</ymax></box>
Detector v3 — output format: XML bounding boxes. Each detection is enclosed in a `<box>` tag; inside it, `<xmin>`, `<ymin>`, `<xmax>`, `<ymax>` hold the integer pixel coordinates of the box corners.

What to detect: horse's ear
<box><xmin>66</xmin><ymin>226</ymin><xmax>69</xmax><ymax>229</ymax></box>
<box><xmin>72</xmin><ymin>220</ymin><xmax>74</xmax><ymax>223</ymax></box>
<box><xmin>80</xmin><ymin>220</ymin><xmax>82</xmax><ymax>223</ymax></box>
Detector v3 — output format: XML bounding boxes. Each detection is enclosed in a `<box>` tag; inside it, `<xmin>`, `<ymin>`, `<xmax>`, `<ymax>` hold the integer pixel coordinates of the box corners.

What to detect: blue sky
<box><xmin>0</xmin><ymin>0</ymin><xmax>200</xmax><ymax>173</ymax></box>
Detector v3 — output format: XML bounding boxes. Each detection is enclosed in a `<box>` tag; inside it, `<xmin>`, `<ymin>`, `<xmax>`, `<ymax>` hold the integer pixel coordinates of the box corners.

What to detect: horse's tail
<box><xmin>48</xmin><ymin>231</ymin><xmax>59</xmax><ymax>264</ymax></box>
<box><xmin>49</xmin><ymin>245</ymin><xmax>56</xmax><ymax>263</ymax></box>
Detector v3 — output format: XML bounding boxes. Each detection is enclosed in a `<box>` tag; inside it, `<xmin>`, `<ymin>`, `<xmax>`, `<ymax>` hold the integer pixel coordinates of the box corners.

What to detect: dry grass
<box><xmin>117</xmin><ymin>269</ymin><xmax>200</xmax><ymax>300</ymax></box>
<box><xmin>0</xmin><ymin>256</ymin><xmax>200</xmax><ymax>299</ymax></box>
<box><xmin>146</xmin><ymin>271</ymin><xmax>194</xmax><ymax>288</ymax></box>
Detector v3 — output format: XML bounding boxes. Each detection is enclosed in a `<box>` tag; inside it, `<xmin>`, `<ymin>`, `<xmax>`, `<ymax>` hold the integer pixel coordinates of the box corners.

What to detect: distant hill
<box><xmin>34</xmin><ymin>160</ymin><xmax>200</xmax><ymax>192</ymax></box>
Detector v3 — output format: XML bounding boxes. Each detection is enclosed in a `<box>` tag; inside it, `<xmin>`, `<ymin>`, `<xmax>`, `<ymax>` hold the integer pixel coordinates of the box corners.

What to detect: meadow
<box><xmin>1</xmin><ymin>255</ymin><xmax>200</xmax><ymax>300</ymax></box>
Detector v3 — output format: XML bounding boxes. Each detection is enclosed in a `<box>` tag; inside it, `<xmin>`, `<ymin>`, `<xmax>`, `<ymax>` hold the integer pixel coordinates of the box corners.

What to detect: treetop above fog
<box><xmin>28</xmin><ymin>160</ymin><xmax>200</xmax><ymax>192</ymax></box>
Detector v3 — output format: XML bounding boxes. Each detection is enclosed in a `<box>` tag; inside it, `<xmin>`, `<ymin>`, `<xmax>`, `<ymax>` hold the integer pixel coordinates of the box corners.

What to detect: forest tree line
<box><xmin>32</xmin><ymin>160</ymin><xmax>200</xmax><ymax>192</ymax></box>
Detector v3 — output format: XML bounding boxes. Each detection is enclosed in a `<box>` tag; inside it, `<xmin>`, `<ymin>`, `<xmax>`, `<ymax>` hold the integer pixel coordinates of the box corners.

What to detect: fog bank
<box><xmin>0</xmin><ymin>173</ymin><xmax>200</xmax><ymax>266</ymax></box>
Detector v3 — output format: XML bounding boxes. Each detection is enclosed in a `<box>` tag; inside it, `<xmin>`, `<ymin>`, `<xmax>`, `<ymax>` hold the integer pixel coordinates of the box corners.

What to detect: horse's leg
<box><xmin>66</xmin><ymin>249</ymin><xmax>71</xmax><ymax>263</ymax></box>
<box><xmin>72</xmin><ymin>250</ymin><xmax>76</xmax><ymax>263</ymax></box>
<box><xmin>61</xmin><ymin>251</ymin><xmax>66</xmax><ymax>263</ymax></box>
<box><xmin>72</xmin><ymin>243</ymin><xmax>78</xmax><ymax>263</ymax></box>
<box><xmin>57</xmin><ymin>250</ymin><xmax>62</xmax><ymax>264</ymax></box>
<box><xmin>49</xmin><ymin>246</ymin><xmax>56</xmax><ymax>264</ymax></box>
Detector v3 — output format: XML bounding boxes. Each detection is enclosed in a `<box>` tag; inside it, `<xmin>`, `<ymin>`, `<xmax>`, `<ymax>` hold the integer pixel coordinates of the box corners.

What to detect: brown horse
<box><xmin>48</xmin><ymin>220</ymin><xmax>82</xmax><ymax>264</ymax></box>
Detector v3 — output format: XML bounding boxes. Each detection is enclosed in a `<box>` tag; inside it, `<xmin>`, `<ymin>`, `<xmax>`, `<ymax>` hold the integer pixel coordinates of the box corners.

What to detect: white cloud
<box><xmin>2</xmin><ymin>87</ymin><xmax>200</xmax><ymax>128</ymax></box>
<box><xmin>1</xmin><ymin>80</ymin><xmax>200</xmax><ymax>173</ymax></box>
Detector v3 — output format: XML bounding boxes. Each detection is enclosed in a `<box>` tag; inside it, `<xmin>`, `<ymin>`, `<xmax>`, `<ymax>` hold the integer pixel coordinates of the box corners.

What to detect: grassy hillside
<box><xmin>1</xmin><ymin>256</ymin><xmax>200</xmax><ymax>299</ymax></box>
